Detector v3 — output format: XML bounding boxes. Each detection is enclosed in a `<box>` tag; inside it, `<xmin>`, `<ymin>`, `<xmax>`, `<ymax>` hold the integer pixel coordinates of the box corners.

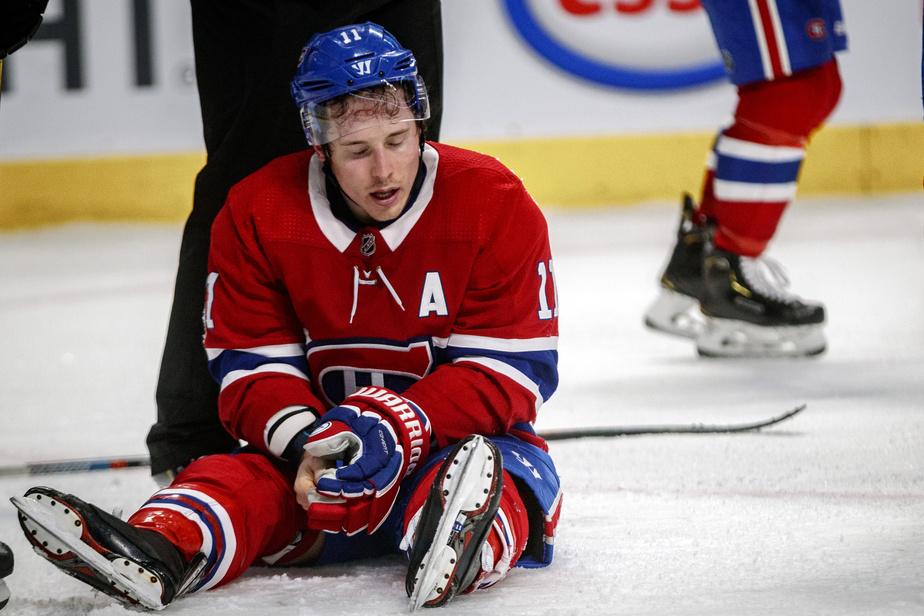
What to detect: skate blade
<box><xmin>10</xmin><ymin>494</ymin><xmax>167</xmax><ymax>610</ymax></box>
<box><xmin>696</xmin><ymin>319</ymin><xmax>826</xmax><ymax>358</ymax></box>
<box><xmin>644</xmin><ymin>288</ymin><xmax>704</xmax><ymax>340</ymax></box>
<box><xmin>408</xmin><ymin>436</ymin><xmax>501</xmax><ymax>611</ymax></box>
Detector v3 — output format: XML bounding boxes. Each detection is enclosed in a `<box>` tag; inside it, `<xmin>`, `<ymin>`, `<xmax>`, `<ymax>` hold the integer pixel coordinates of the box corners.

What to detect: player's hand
<box><xmin>303</xmin><ymin>386</ymin><xmax>431</xmax><ymax>534</ymax></box>
<box><xmin>294</xmin><ymin>451</ymin><xmax>338</xmax><ymax>511</ymax></box>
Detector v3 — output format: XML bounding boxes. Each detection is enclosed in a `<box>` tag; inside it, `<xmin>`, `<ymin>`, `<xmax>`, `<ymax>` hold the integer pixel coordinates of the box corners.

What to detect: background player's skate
<box><xmin>644</xmin><ymin>194</ymin><xmax>711</xmax><ymax>339</ymax></box>
<box><xmin>696</xmin><ymin>248</ymin><xmax>826</xmax><ymax>358</ymax></box>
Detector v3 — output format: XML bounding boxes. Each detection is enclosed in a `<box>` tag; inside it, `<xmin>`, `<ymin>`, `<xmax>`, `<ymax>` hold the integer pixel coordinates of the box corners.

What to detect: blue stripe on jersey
<box><xmin>436</xmin><ymin>346</ymin><xmax>558</xmax><ymax>403</ymax></box>
<box><xmin>207</xmin><ymin>349</ymin><xmax>308</xmax><ymax>384</ymax></box>
<box><xmin>715</xmin><ymin>155</ymin><xmax>803</xmax><ymax>185</ymax></box>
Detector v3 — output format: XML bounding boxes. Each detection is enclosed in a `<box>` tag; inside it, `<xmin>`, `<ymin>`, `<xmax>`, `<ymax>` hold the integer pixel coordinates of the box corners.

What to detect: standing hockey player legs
<box><xmin>644</xmin><ymin>193</ymin><xmax>710</xmax><ymax>340</ymax></box>
<box><xmin>645</xmin><ymin>0</ymin><xmax>847</xmax><ymax>358</ymax></box>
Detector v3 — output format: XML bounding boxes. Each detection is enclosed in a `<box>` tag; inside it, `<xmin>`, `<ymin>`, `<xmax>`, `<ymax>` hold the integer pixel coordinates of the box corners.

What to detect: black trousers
<box><xmin>148</xmin><ymin>0</ymin><xmax>443</xmax><ymax>475</ymax></box>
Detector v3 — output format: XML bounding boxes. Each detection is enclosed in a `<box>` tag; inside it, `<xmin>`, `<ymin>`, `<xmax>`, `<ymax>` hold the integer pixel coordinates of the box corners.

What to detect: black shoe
<box><xmin>146</xmin><ymin>419</ymin><xmax>239</xmax><ymax>481</ymax></box>
<box><xmin>697</xmin><ymin>248</ymin><xmax>826</xmax><ymax>357</ymax></box>
<box><xmin>405</xmin><ymin>435</ymin><xmax>503</xmax><ymax>609</ymax></box>
<box><xmin>0</xmin><ymin>541</ymin><xmax>11</xmax><ymax>610</ymax></box>
<box><xmin>0</xmin><ymin>542</ymin><xmax>11</xmax><ymax>580</ymax></box>
<box><xmin>11</xmin><ymin>487</ymin><xmax>205</xmax><ymax>610</ymax></box>
<box><xmin>644</xmin><ymin>193</ymin><xmax>712</xmax><ymax>339</ymax></box>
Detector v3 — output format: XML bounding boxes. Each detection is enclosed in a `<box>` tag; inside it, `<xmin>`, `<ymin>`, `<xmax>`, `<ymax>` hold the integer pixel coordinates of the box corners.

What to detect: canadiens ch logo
<box><xmin>360</xmin><ymin>233</ymin><xmax>376</xmax><ymax>257</ymax></box>
<box><xmin>806</xmin><ymin>18</ymin><xmax>826</xmax><ymax>40</ymax></box>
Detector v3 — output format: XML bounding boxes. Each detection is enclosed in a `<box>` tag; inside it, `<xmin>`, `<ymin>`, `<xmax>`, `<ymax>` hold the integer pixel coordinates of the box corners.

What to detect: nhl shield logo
<box><xmin>360</xmin><ymin>233</ymin><xmax>376</xmax><ymax>257</ymax></box>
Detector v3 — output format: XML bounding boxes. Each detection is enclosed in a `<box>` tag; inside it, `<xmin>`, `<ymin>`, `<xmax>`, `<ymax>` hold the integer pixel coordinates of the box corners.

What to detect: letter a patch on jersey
<box><xmin>418</xmin><ymin>272</ymin><xmax>448</xmax><ymax>318</ymax></box>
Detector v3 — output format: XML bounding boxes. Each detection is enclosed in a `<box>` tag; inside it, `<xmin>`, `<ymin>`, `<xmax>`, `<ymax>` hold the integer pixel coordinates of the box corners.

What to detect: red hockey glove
<box><xmin>303</xmin><ymin>386</ymin><xmax>431</xmax><ymax>534</ymax></box>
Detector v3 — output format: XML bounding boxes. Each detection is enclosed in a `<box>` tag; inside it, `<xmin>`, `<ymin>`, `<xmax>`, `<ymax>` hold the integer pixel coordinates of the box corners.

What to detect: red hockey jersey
<box><xmin>203</xmin><ymin>143</ymin><xmax>559</xmax><ymax>459</ymax></box>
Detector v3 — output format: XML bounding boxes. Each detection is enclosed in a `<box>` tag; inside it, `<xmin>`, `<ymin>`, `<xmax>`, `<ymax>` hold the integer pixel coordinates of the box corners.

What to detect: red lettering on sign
<box><xmin>560</xmin><ymin>0</ymin><xmax>701</xmax><ymax>16</ymax></box>
<box><xmin>668</xmin><ymin>0</ymin><xmax>701</xmax><ymax>12</ymax></box>
<box><xmin>615</xmin><ymin>0</ymin><xmax>653</xmax><ymax>14</ymax></box>
<box><xmin>560</xmin><ymin>0</ymin><xmax>602</xmax><ymax>15</ymax></box>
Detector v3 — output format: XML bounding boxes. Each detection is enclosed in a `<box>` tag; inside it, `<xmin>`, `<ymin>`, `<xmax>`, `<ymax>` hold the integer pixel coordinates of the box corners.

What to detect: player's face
<box><xmin>325</xmin><ymin>101</ymin><xmax>421</xmax><ymax>225</ymax></box>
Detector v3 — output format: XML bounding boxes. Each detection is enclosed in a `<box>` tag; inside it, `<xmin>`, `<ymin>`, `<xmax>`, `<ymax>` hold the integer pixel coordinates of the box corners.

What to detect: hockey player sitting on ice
<box><xmin>644</xmin><ymin>0</ymin><xmax>847</xmax><ymax>358</ymax></box>
<box><xmin>11</xmin><ymin>22</ymin><xmax>562</xmax><ymax>611</ymax></box>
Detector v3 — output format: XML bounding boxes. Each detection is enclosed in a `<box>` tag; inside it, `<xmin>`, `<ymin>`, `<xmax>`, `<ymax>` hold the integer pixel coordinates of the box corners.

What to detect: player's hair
<box><xmin>316</xmin><ymin>81</ymin><xmax>428</xmax><ymax>138</ymax></box>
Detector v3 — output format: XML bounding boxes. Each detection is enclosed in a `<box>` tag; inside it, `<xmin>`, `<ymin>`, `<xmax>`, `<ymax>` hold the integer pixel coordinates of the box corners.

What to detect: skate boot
<box><xmin>0</xmin><ymin>541</ymin><xmax>12</xmax><ymax>610</ymax></box>
<box><xmin>644</xmin><ymin>193</ymin><xmax>712</xmax><ymax>339</ymax></box>
<box><xmin>11</xmin><ymin>487</ymin><xmax>206</xmax><ymax>610</ymax></box>
<box><xmin>405</xmin><ymin>435</ymin><xmax>503</xmax><ymax>609</ymax></box>
<box><xmin>696</xmin><ymin>248</ymin><xmax>826</xmax><ymax>357</ymax></box>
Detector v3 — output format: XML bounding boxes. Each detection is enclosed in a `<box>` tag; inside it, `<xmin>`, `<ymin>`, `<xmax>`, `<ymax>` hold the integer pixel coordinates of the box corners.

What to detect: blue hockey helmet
<box><xmin>290</xmin><ymin>22</ymin><xmax>430</xmax><ymax>145</ymax></box>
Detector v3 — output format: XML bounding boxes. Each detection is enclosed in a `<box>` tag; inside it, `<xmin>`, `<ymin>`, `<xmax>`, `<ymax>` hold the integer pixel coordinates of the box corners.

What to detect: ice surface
<box><xmin>0</xmin><ymin>195</ymin><xmax>922</xmax><ymax>615</ymax></box>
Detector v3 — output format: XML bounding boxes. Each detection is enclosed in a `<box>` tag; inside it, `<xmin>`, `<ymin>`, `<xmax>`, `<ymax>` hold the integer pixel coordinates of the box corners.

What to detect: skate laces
<box><xmin>739</xmin><ymin>256</ymin><xmax>800</xmax><ymax>304</ymax></box>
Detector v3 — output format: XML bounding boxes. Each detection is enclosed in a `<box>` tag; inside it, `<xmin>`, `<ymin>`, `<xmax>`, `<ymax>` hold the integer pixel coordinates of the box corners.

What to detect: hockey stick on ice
<box><xmin>0</xmin><ymin>405</ymin><xmax>806</xmax><ymax>477</ymax></box>
<box><xmin>538</xmin><ymin>403</ymin><xmax>806</xmax><ymax>441</ymax></box>
<box><xmin>0</xmin><ymin>455</ymin><xmax>151</xmax><ymax>477</ymax></box>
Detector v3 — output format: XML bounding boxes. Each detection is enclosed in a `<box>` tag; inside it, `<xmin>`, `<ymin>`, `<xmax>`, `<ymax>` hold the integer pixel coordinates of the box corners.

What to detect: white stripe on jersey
<box><xmin>716</xmin><ymin>136</ymin><xmax>804</xmax><ymax>163</ymax></box>
<box><xmin>714</xmin><ymin>179</ymin><xmax>798</xmax><ymax>203</ymax></box>
<box><xmin>765</xmin><ymin>0</ymin><xmax>792</xmax><ymax>76</ymax></box>
<box><xmin>452</xmin><ymin>356</ymin><xmax>543</xmax><ymax>411</ymax></box>
<box><xmin>220</xmin><ymin>363</ymin><xmax>309</xmax><ymax>391</ymax></box>
<box><xmin>748</xmin><ymin>0</ymin><xmax>774</xmax><ymax>81</ymax></box>
<box><xmin>432</xmin><ymin>334</ymin><xmax>558</xmax><ymax>353</ymax></box>
<box><xmin>206</xmin><ymin>343</ymin><xmax>305</xmax><ymax>362</ymax></box>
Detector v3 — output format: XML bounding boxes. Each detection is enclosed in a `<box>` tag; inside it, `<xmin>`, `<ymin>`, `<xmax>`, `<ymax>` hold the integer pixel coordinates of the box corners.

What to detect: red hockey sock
<box><xmin>468</xmin><ymin>470</ymin><xmax>530</xmax><ymax>591</ymax></box>
<box><xmin>129</xmin><ymin>507</ymin><xmax>204</xmax><ymax>564</ymax></box>
<box><xmin>697</xmin><ymin>59</ymin><xmax>842</xmax><ymax>256</ymax></box>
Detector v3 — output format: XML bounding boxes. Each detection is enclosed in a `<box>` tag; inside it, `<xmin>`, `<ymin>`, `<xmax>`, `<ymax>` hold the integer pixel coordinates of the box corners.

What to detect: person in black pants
<box><xmin>148</xmin><ymin>0</ymin><xmax>443</xmax><ymax>482</ymax></box>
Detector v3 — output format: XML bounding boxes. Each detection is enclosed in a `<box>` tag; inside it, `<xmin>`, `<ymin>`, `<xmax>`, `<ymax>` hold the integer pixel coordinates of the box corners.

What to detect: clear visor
<box><xmin>300</xmin><ymin>76</ymin><xmax>430</xmax><ymax>146</ymax></box>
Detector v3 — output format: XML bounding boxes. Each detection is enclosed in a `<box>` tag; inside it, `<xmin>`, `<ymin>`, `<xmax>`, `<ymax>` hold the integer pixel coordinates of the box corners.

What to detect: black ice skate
<box><xmin>644</xmin><ymin>193</ymin><xmax>712</xmax><ymax>339</ymax></box>
<box><xmin>696</xmin><ymin>248</ymin><xmax>826</xmax><ymax>358</ymax></box>
<box><xmin>405</xmin><ymin>434</ymin><xmax>503</xmax><ymax>610</ymax></box>
<box><xmin>10</xmin><ymin>487</ymin><xmax>206</xmax><ymax>610</ymax></box>
<box><xmin>0</xmin><ymin>541</ymin><xmax>12</xmax><ymax>610</ymax></box>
